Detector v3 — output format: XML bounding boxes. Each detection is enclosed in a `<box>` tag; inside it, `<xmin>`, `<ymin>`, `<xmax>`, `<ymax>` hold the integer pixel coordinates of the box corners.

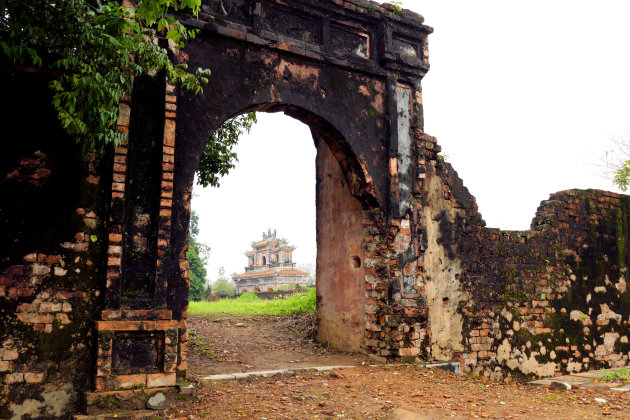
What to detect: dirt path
<box><xmin>160</xmin><ymin>314</ymin><xmax>630</xmax><ymax>419</ymax></box>
<box><xmin>186</xmin><ymin>313</ymin><xmax>372</xmax><ymax>378</ymax></box>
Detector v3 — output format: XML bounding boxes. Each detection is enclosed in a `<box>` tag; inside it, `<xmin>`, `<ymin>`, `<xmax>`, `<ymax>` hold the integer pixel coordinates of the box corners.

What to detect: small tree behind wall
<box><xmin>187</xmin><ymin>210</ymin><xmax>210</xmax><ymax>301</ymax></box>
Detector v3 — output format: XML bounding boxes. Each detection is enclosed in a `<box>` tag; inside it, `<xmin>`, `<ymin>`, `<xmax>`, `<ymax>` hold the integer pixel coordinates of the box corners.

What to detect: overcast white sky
<box><xmin>192</xmin><ymin>0</ymin><xmax>630</xmax><ymax>281</ymax></box>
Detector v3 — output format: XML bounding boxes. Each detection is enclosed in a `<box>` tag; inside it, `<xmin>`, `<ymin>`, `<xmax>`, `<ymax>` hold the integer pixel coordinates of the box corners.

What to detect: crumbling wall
<box><xmin>414</xmin><ymin>131</ymin><xmax>630</xmax><ymax>381</ymax></box>
<box><xmin>0</xmin><ymin>69</ymin><xmax>111</xmax><ymax>418</ymax></box>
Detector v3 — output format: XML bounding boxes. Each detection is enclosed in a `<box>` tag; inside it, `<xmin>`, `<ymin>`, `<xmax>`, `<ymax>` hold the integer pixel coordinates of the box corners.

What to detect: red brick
<box><xmin>5</xmin><ymin>373</ymin><xmax>24</xmax><ymax>384</ymax></box>
<box><xmin>118</xmin><ymin>103</ymin><xmax>131</xmax><ymax>127</ymax></box>
<box><xmin>39</xmin><ymin>302</ymin><xmax>62</xmax><ymax>312</ymax></box>
<box><xmin>108</xmin><ymin>233</ymin><xmax>123</xmax><ymax>243</ymax></box>
<box><xmin>108</xmin><ymin>245</ymin><xmax>122</xmax><ymax>255</ymax></box>
<box><xmin>46</xmin><ymin>255</ymin><xmax>60</xmax><ymax>264</ymax></box>
<box><xmin>112</xmin><ymin>182</ymin><xmax>125</xmax><ymax>192</ymax></box>
<box><xmin>107</xmin><ymin>256</ymin><xmax>121</xmax><ymax>266</ymax></box>
<box><xmin>55</xmin><ymin>313</ymin><xmax>71</xmax><ymax>324</ymax></box>
<box><xmin>24</xmin><ymin>372</ymin><xmax>46</xmax><ymax>383</ymax></box>
<box><xmin>15</xmin><ymin>288</ymin><xmax>34</xmax><ymax>298</ymax></box>
<box><xmin>398</xmin><ymin>347</ymin><xmax>419</xmax><ymax>356</ymax></box>
<box><xmin>1</xmin><ymin>349</ymin><xmax>18</xmax><ymax>361</ymax></box>
<box><xmin>18</xmin><ymin>313</ymin><xmax>54</xmax><ymax>324</ymax></box>
<box><xmin>0</xmin><ymin>276</ymin><xmax>14</xmax><ymax>286</ymax></box>
<box><xmin>164</xmin><ymin>119</ymin><xmax>176</xmax><ymax>147</ymax></box>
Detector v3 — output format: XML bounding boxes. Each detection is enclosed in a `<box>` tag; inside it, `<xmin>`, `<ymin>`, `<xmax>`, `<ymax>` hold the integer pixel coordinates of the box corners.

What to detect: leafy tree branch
<box><xmin>1</xmin><ymin>0</ymin><xmax>210</xmax><ymax>154</ymax></box>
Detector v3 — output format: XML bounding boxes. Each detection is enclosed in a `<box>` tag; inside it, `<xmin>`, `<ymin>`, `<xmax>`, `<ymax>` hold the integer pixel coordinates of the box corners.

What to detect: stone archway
<box><xmin>93</xmin><ymin>0</ymin><xmax>431</xmax><ymax>391</ymax></box>
<box><xmin>0</xmin><ymin>1</ymin><xmax>434</xmax><ymax>414</ymax></box>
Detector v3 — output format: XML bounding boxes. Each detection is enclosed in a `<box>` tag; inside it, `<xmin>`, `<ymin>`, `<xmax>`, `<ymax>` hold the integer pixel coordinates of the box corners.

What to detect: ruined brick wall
<box><xmin>0</xmin><ymin>68</ymin><xmax>188</xmax><ymax>417</ymax></box>
<box><xmin>0</xmin><ymin>69</ymin><xmax>112</xmax><ymax>418</ymax></box>
<box><xmin>9</xmin><ymin>1</ymin><xmax>629</xmax><ymax>417</ymax></box>
<box><xmin>411</xmin><ymin>132</ymin><xmax>630</xmax><ymax>381</ymax></box>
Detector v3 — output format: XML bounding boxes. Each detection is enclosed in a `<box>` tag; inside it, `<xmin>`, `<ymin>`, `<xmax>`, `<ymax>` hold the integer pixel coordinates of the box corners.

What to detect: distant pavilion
<box><xmin>232</xmin><ymin>229</ymin><xmax>310</xmax><ymax>294</ymax></box>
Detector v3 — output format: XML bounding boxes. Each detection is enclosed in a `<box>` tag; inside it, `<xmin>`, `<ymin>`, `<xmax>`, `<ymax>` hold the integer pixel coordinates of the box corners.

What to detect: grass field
<box><xmin>188</xmin><ymin>288</ymin><xmax>316</xmax><ymax>316</ymax></box>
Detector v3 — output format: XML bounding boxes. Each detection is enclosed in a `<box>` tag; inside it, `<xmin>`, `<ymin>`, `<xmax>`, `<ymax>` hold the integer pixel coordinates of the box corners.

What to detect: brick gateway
<box><xmin>1</xmin><ymin>1</ymin><xmax>629</xmax><ymax>417</ymax></box>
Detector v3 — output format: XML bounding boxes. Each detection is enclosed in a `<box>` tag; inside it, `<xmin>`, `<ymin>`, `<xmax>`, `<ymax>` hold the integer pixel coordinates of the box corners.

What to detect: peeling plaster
<box><xmin>497</xmin><ymin>338</ymin><xmax>557</xmax><ymax>377</ymax></box>
<box><xmin>425</xmin><ymin>176</ymin><xmax>466</xmax><ymax>360</ymax></box>
<box><xmin>9</xmin><ymin>384</ymin><xmax>76</xmax><ymax>420</ymax></box>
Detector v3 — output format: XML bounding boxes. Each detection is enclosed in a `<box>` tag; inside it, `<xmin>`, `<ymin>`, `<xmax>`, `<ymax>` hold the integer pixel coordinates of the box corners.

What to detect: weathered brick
<box><xmin>24</xmin><ymin>372</ymin><xmax>46</xmax><ymax>383</ymax></box>
<box><xmin>108</xmin><ymin>233</ymin><xmax>123</xmax><ymax>243</ymax></box>
<box><xmin>5</xmin><ymin>373</ymin><xmax>24</xmax><ymax>384</ymax></box>
<box><xmin>1</xmin><ymin>349</ymin><xmax>18</xmax><ymax>361</ymax></box>
<box><xmin>17</xmin><ymin>313</ymin><xmax>54</xmax><ymax>324</ymax></box>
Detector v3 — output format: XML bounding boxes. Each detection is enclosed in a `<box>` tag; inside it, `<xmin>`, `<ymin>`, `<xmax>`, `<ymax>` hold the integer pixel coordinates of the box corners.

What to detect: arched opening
<box><xmin>182</xmin><ymin>104</ymin><xmax>378</xmax><ymax>380</ymax></box>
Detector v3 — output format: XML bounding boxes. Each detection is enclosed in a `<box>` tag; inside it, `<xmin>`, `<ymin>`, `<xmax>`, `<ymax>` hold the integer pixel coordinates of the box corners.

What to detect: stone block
<box><xmin>147</xmin><ymin>373</ymin><xmax>176</xmax><ymax>388</ymax></box>
<box><xmin>116</xmin><ymin>374</ymin><xmax>147</xmax><ymax>389</ymax></box>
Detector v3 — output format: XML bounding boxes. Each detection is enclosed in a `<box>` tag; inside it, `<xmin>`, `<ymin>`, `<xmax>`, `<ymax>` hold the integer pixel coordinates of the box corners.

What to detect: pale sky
<box><xmin>192</xmin><ymin>0</ymin><xmax>630</xmax><ymax>282</ymax></box>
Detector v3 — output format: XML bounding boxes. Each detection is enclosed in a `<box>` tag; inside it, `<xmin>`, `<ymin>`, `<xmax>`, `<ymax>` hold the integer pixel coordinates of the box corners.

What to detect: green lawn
<box><xmin>188</xmin><ymin>288</ymin><xmax>316</xmax><ymax>316</ymax></box>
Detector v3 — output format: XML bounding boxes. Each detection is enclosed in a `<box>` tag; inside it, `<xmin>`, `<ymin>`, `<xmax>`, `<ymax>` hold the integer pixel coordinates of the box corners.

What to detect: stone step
<box><xmin>200</xmin><ymin>365</ymin><xmax>355</xmax><ymax>381</ymax></box>
<box><xmin>528</xmin><ymin>365</ymin><xmax>630</xmax><ymax>391</ymax></box>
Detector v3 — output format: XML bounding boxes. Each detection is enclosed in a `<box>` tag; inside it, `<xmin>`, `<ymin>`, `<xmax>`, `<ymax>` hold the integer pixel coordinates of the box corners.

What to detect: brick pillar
<box><xmin>95</xmin><ymin>79</ymin><xmax>180</xmax><ymax>392</ymax></box>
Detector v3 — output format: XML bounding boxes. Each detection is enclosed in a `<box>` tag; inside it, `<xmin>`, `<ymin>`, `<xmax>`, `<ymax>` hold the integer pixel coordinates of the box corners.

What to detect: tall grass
<box><xmin>188</xmin><ymin>287</ymin><xmax>316</xmax><ymax>316</ymax></box>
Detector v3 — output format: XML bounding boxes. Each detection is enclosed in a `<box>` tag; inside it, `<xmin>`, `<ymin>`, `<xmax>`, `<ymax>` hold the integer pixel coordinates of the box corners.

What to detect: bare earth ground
<box><xmin>156</xmin><ymin>314</ymin><xmax>630</xmax><ymax>419</ymax></box>
<box><xmin>186</xmin><ymin>313</ymin><xmax>372</xmax><ymax>378</ymax></box>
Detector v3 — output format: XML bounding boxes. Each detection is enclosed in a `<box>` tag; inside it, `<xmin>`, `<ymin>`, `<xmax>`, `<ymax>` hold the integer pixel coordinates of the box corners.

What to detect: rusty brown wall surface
<box><xmin>315</xmin><ymin>136</ymin><xmax>366</xmax><ymax>353</ymax></box>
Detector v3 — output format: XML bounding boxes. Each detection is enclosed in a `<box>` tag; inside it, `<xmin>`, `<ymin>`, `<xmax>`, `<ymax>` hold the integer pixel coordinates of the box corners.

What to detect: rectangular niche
<box><xmin>95</xmin><ymin>320</ymin><xmax>179</xmax><ymax>391</ymax></box>
<box><xmin>111</xmin><ymin>331</ymin><xmax>164</xmax><ymax>374</ymax></box>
